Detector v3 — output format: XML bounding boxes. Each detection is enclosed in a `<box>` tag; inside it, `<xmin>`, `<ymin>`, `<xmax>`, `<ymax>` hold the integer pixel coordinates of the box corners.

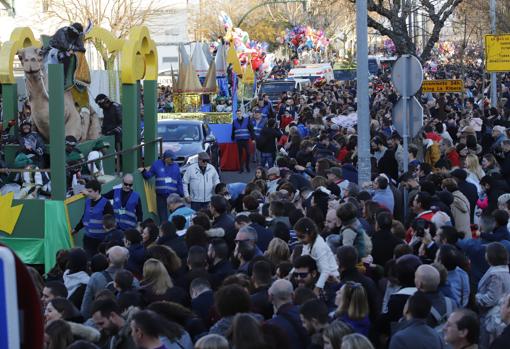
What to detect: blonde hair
<box><xmin>323</xmin><ymin>320</ymin><xmax>353</xmax><ymax>349</ymax></box>
<box><xmin>465</xmin><ymin>154</ymin><xmax>485</xmax><ymax>180</ymax></box>
<box><xmin>341</xmin><ymin>333</ymin><xmax>374</xmax><ymax>349</ymax></box>
<box><xmin>264</xmin><ymin>238</ymin><xmax>290</xmax><ymax>266</ymax></box>
<box><xmin>336</xmin><ymin>282</ymin><xmax>369</xmax><ymax>320</ymax></box>
<box><xmin>195</xmin><ymin>334</ymin><xmax>229</xmax><ymax>349</ymax></box>
<box><xmin>142</xmin><ymin>258</ymin><xmax>173</xmax><ymax>295</ymax></box>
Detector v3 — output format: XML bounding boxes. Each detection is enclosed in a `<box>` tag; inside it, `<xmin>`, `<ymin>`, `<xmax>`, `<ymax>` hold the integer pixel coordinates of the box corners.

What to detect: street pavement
<box><xmin>220</xmin><ymin>167</ymin><xmax>256</xmax><ymax>184</ymax></box>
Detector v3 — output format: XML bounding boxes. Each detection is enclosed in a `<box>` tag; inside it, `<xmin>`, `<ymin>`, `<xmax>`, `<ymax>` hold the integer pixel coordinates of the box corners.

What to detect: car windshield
<box><xmin>260</xmin><ymin>82</ymin><xmax>295</xmax><ymax>95</ymax></box>
<box><xmin>158</xmin><ymin>124</ymin><xmax>201</xmax><ymax>142</ymax></box>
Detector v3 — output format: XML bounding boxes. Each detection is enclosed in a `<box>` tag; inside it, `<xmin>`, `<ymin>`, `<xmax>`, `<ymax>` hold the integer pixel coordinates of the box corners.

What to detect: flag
<box><xmin>232</xmin><ymin>72</ymin><xmax>238</xmax><ymax>120</ymax></box>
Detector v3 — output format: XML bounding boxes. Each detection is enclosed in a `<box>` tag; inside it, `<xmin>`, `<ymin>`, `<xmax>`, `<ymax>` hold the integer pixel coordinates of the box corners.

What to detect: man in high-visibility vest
<box><xmin>231</xmin><ymin>110</ymin><xmax>254</xmax><ymax>174</ymax></box>
<box><xmin>72</xmin><ymin>179</ymin><xmax>113</xmax><ymax>257</ymax></box>
<box><xmin>103</xmin><ymin>173</ymin><xmax>142</xmax><ymax>230</ymax></box>
<box><xmin>141</xmin><ymin>150</ymin><xmax>183</xmax><ymax>223</ymax></box>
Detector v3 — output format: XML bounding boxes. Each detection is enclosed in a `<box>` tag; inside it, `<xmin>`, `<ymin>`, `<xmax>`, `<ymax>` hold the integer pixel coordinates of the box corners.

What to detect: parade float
<box><xmin>0</xmin><ymin>25</ymin><xmax>161</xmax><ymax>270</ymax></box>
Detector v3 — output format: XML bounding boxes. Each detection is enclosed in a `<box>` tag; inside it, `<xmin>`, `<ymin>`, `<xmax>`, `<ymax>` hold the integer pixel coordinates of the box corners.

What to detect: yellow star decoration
<box><xmin>0</xmin><ymin>192</ymin><xmax>23</xmax><ymax>235</ymax></box>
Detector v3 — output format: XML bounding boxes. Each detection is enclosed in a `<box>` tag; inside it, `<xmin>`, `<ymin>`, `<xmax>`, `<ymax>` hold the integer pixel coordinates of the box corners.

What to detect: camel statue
<box><xmin>18</xmin><ymin>47</ymin><xmax>100</xmax><ymax>142</ymax></box>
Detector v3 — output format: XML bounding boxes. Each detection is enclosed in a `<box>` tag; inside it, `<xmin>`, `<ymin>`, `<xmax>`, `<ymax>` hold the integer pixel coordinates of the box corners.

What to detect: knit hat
<box><xmin>267</xmin><ymin>167</ymin><xmax>280</xmax><ymax>177</ymax></box>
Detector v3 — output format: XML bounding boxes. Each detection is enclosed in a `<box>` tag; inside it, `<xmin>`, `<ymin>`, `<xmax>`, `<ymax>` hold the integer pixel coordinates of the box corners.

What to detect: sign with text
<box><xmin>485</xmin><ymin>34</ymin><xmax>510</xmax><ymax>72</ymax></box>
<box><xmin>421</xmin><ymin>79</ymin><xmax>464</xmax><ymax>93</ymax></box>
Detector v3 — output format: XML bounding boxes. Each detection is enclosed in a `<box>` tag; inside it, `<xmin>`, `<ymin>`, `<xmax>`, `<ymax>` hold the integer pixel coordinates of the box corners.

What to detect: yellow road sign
<box><xmin>421</xmin><ymin>80</ymin><xmax>464</xmax><ymax>93</ymax></box>
<box><xmin>485</xmin><ymin>34</ymin><xmax>510</xmax><ymax>72</ymax></box>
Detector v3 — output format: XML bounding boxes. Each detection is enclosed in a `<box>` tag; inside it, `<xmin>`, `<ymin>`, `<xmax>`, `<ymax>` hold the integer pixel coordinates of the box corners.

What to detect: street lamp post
<box><xmin>356</xmin><ymin>0</ymin><xmax>371</xmax><ymax>186</ymax></box>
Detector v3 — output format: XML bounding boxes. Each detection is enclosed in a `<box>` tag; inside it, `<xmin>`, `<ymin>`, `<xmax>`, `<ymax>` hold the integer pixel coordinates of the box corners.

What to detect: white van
<box><xmin>288</xmin><ymin>63</ymin><xmax>334</xmax><ymax>82</ymax></box>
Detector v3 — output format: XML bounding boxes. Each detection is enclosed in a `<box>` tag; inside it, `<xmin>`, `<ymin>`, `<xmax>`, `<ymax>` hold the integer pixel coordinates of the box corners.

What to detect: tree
<box><xmin>362</xmin><ymin>0</ymin><xmax>464</xmax><ymax>62</ymax></box>
<box><xmin>44</xmin><ymin>0</ymin><xmax>170</xmax><ymax>96</ymax></box>
<box><xmin>45</xmin><ymin>0</ymin><xmax>169</xmax><ymax>65</ymax></box>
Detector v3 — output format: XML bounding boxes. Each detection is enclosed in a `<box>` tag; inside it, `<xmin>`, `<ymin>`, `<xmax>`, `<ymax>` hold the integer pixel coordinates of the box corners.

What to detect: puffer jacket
<box><xmin>182</xmin><ymin>163</ymin><xmax>220</xmax><ymax>203</ymax></box>
<box><xmin>451</xmin><ymin>190</ymin><xmax>471</xmax><ymax>236</ymax></box>
<box><xmin>340</xmin><ymin>218</ymin><xmax>373</xmax><ymax>259</ymax></box>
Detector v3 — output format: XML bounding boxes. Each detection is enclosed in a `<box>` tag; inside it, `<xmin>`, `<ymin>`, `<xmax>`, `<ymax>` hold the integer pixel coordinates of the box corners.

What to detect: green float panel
<box><xmin>48</xmin><ymin>64</ymin><xmax>66</xmax><ymax>200</ymax></box>
<box><xmin>143</xmin><ymin>80</ymin><xmax>158</xmax><ymax>165</ymax></box>
<box><xmin>121</xmin><ymin>83</ymin><xmax>138</xmax><ymax>173</ymax></box>
<box><xmin>2</xmin><ymin>83</ymin><xmax>18</xmax><ymax>135</ymax></box>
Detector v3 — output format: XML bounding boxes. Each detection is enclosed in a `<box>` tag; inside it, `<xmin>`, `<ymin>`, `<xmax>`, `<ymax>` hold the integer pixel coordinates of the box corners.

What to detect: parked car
<box><xmin>156</xmin><ymin>119</ymin><xmax>220</xmax><ymax>174</ymax></box>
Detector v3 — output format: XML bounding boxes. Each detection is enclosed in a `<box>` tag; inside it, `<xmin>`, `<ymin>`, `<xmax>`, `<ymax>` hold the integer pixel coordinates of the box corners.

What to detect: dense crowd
<box><xmin>3</xmin><ymin>56</ymin><xmax>510</xmax><ymax>349</ymax></box>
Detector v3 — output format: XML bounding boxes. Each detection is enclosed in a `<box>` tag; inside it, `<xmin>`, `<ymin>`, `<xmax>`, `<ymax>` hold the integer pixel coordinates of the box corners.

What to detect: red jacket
<box><xmin>447</xmin><ymin>149</ymin><xmax>461</xmax><ymax>168</ymax></box>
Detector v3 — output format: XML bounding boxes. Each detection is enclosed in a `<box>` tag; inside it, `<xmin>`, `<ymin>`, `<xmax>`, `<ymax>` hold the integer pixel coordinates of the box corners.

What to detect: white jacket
<box><xmin>302</xmin><ymin>235</ymin><xmax>339</xmax><ymax>289</ymax></box>
<box><xmin>183</xmin><ymin>163</ymin><xmax>220</xmax><ymax>203</ymax></box>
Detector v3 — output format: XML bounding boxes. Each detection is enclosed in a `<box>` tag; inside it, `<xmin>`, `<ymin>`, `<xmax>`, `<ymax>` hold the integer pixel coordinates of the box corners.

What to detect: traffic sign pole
<box><xmin>392</xmin><ymin>54</ymin><xmax>423</xmax><ymax>222</ymax></box>
<box><xmin>402</xmin><ymin>57</ymin><xmax>409</xmax><ymax>222</ymax></box>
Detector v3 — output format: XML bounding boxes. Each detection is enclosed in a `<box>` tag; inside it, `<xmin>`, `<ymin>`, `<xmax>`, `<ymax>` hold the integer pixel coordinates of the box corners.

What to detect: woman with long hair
<box><xmin>195</xmin><ymin>334</ymin><xmax>229</xmax><ymax>349</ymax></box>
<box><xmin>464</xmin><ymin>154</ymin><xmax>484</xmax><ymax>194</ymax></box>
<box><xmin>230</xmin><ymin>313</ymin><xmax>268</xmax><ymax>349</ymax></box>
<box><xmin>323</xmin><ymin>320</ymin><xmax>353</xmax><ymax>349</ymax></box>
<box><xmin>334</xmin><ymin>282</ymin><xmax>370</xmax><ymax>336</ymax></box>
<box><xmin>340</xmin><ymin>333</ymin><xmax>374</xmax><ymax>349</ymax></box>
<box><xmin>139</xmin><ymin>258</ymin><xmax>186</xmax><ymax>306</ymax></box>
<box><xmin>45</xmin><ymin>298</ymin><xmax>82</xmax><ymax>324</ymax></box>
<box><xmin>44</xmin><ymin>320</ymin><xmax>73</xmax><ymax>349</ymax></box>
<box><xmin>252</xmin><ymin>167</ymin><xmax>267</xmax><ymax>182</ymax></box>
<box><xmin>481</xmin><ymin>153</ymin><xmax>501</xmax><ymax>175</ymax></box>
<box><xmin>147</xmin><ymin>244</ymin><xmax>183</xmax><ymax>280</ymax></box>
<box><xmin>264</xmin><ymin>238</ymin><xmax>290</xmax><ymax>267</ymax></box>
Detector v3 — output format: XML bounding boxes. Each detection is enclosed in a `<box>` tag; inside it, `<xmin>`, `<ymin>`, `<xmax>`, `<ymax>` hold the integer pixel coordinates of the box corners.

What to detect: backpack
<box><xmin>430</xmin><ymin>296</ymin><xmax>454</xmax><ymax>333</ymax></box>
<box><xmin>101</xmin><ymin>270</ymin><xmax>117</xmax><ymax>292</ymax></box>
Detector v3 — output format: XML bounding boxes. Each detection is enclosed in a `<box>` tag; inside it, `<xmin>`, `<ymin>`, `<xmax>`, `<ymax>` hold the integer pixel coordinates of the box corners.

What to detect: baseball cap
<box><xmin>163</xmin><ymin>150</ymin><xmax>176</xmax><ymax>159</ymax></box>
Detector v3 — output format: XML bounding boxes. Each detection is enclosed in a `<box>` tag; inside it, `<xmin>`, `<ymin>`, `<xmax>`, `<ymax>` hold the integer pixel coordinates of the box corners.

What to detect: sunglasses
<box><xmin>294</xmin><ymin>272</ymin><xmax>309</xmax><ymax>279</ymax></box>
<box><xmin>123</xmin><ymin>182</ymin><xmax>133</xmax><ymax>187</ymax></box>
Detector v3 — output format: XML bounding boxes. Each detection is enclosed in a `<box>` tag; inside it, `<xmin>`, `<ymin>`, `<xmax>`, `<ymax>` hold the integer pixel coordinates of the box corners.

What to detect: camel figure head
<box><xmin>18</xmin><ymin>47</ymin><xmax>44</xmax><ymax>75</ymax></box>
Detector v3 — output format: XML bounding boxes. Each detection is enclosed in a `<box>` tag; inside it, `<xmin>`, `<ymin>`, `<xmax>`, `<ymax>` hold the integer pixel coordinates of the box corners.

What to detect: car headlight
<box><xmin>185</xmin><ymin>154</ymin><xmax>198</xmax><ymax>166</ymax></box>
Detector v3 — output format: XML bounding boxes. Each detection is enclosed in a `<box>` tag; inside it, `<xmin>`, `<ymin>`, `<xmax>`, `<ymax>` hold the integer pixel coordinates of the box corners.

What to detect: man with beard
<box><xmin>371</xmin><ymin>136</ymin><xmax>398</xmax><ymax>181</ymax></box>
<box><xmin>91</xmin><ymin>299</ymin><xmax>137</xmax><ymax>349</ymax></box>
<box><xmin>324</xmin><ymin>209</ymin><xmax>341</xmax><ymax>238</ymax></box>
<box><xmin>291</xmin><ymin>255</ymin><xmax>318</xmax><ymax>290</ymax></box>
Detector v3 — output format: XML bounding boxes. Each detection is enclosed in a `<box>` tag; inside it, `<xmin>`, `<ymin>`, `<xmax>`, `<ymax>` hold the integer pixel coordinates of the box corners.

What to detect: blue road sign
<box><xmin>0</xmin><ymin>247</ymin><xmax>20</xmax><ymax>349</ymax></box>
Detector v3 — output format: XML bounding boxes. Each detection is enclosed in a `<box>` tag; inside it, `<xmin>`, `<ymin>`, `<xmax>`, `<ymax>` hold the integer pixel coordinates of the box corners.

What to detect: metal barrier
<box><xmin>0</xmin><ymin>137</ymin><xmax>163</xmax><ymax>175</ymax></box>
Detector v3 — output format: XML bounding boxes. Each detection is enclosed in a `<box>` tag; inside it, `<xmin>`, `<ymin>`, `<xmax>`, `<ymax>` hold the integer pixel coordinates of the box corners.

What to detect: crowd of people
<box><xmin>3</xmin><ymin>54</ymin><xmax>510</xmax><ymax>349</ymax></box>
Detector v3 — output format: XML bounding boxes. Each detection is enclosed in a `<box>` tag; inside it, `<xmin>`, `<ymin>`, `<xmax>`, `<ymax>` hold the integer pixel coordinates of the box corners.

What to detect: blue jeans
<box><xmin>260</xmin><ymin>152</ymin><xmax>274</xmax><ymax>168</ymax></box>
<box><xmin>156</xmin><ymin>194</ymin><xmax>169</xmax><ymax>224</ymax></box>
